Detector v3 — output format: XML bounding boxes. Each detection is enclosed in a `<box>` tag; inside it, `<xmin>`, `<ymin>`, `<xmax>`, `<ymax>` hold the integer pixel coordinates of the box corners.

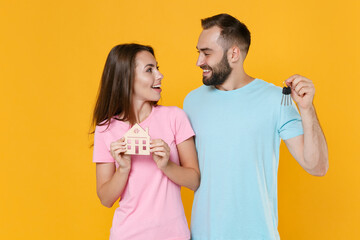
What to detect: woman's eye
<box><xmin>146</xmin><ymin>68</ymin><xmax>152</xmax><ymax>73</ymax></box>
<box><xmin>156</xmin><ymin>66</ymin><xmax>160</xmax><ymax>70</ymax></box>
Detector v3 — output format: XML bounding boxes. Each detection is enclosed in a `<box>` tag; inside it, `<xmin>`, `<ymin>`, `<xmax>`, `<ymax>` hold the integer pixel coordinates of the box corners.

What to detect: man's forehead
<box><xmin>197</xmin><ymin>26</ymin><xmax>222</xmax><ymax>50</ymax></box>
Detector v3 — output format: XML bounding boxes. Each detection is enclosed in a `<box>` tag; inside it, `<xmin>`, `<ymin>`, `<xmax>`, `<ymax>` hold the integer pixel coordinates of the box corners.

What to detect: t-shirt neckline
<box><xmin>211</xmin><ymin>78</ymin><xmax>260</xmax><ymax>94</ymax></box>
<box><xmin>136</xmin><ymin>105</ymin><xmax>157</xmax><ymax>127</ymax></box>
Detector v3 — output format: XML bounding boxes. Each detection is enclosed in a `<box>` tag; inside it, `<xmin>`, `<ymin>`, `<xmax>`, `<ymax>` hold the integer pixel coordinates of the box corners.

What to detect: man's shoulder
<box><xmin>256</xmin><ymin>79</ymin><xmax>283</xmax><ymax>98</ymax></box>
<box><xmin>256</xmin><ymin>78</ymin><xmax>280</xmax><ymax>90</ymax></box>
<box><xmin>185</xmin><ymin>85</ymin><xmax>207</xmax><ymax>98</ymax></box>
<box><xmin>183</xmin><ymin>85</ymin><xmax>208</xmax><ymax>107</ymax></box>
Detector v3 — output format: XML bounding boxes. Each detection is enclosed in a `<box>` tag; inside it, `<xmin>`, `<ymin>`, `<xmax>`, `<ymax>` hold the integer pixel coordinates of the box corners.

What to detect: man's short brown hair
<box><xmin>201</xmin><ymin>13</ymin><xmax>251</xmax><ymax>57</ymax></box>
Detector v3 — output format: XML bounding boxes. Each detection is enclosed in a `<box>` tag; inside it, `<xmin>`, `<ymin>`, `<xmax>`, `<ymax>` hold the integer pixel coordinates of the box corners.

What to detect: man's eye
<box><xmin>204</xmin><ymin>53</ymin><xmax>210</xmax><ymax>56</ymax></box>
<box><xmin>146</xmin><ymin>68</ymin><xmax>152</xmax><ymax>73</ymax></box>
<box><xmin>156</xmin><ymin>66</ymin><xmax>160</xmax><ymax>70</ymax></box>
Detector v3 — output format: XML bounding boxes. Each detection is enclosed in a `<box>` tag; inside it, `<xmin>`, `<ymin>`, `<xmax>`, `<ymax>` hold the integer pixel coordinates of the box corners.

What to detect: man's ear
<box><xmin>228</xmin><ymin>46</ymin><xmax>242</xmax><ymax>63</ymax></box>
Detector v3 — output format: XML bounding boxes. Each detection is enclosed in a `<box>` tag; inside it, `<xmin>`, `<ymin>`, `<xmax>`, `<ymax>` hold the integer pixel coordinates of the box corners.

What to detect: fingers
<box><xmin>285</xmin><ymin>74</ymin><xmax>315</xmax><ymax>96</ymax></box>
<box><xmin>150</xmin><ymin>139</ymin><xmax>170</xmax><ymax>150</ymax></box>
<box><xmin>112</xmin><ymin>148</ymin><xmax>124</xmax><ymax>160</ymax></box>
<box><xmin>285</xmin><ymin>74</ymin><xmax>311</xmax><ymax>87</ymax></box>
<box><xmin>150</xmin><ymin>146</ymin><xmax>167</xmax><ymax>153</ymax></box>
<box><xmin>150</xmin><ymin>139</ymin><xmax>163</xmax><ymax>145</ymax></box>
<box><xmin>152</xmin><ymin>151</ymin><xmax>166</xmax><ymax>157</ymax></box>
<box><xmin>293</xmin><ymin>82</ymin><xmax>307</xmax><ymax>96</ymax></box>
<box><xmin>150</xmin><ymin>139</ymin><xmax>170</xmax><ymax>157</ymax></box>
<box><xmin>293</xmin><ymin>81</ymin><xmax>314</xmax><ymax>97</ymax></box>
<box><xmin>285</xmin><ymin>74</ymin><xmax>303</xmax><ymax>87</ymax></box>
<box><xmin>298</xmin><ymin>86</ymin><xmax>311</xmax><ymax>97</ymax></box>
<box><xmin>110</xmin><ymin>140</ymin><xmax>127</xmax><ymax>159</ymax></box>
<box><xmin>284</xmin><ymin>75</ymin><xmax>297</xmax><ymax>87</ymax></box>
<box><xmin>110</xmin><ymin>141</ymin><xmax>126</xmax><ymax>152</ymax></box>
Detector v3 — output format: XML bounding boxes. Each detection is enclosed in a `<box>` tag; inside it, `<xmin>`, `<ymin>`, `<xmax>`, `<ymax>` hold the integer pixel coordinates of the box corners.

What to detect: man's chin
<box><xmin>202</xmin><ymin>77</ymin><xmax>214</xmax><ymax>86</ymax></box>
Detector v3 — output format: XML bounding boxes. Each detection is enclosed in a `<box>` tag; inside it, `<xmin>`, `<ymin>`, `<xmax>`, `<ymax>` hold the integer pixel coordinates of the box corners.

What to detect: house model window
<box><xmin>123</xmin><ymin>123</ymin><xmax>150</xmax><ymax>155</ymax></box>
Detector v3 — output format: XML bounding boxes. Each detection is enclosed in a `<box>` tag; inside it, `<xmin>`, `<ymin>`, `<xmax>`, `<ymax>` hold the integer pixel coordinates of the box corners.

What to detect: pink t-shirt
<box><xmin>93</xmin><ymin>105</ymin><xmax>194</xmax><ymax>240</ymax></box>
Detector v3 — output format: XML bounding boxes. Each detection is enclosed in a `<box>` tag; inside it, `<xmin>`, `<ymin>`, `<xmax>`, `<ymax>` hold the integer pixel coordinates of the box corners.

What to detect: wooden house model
<box><xmin>124</xmin><ymin>124</ymin><xmax>150</xmax><ymax>155</ymax></box>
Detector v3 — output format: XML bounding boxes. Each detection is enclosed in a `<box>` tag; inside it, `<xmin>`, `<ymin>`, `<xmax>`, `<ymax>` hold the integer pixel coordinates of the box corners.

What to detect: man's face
<box><xmin>196</xmin><ymin>26</ymin><xmax>232</xmax><ymax>86</ymax></box>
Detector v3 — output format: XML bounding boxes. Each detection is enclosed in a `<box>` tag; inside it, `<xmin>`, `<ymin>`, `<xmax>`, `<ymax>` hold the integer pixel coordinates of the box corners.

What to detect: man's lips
<box><xmin>202</xmin><ymin>69</ymin><xmax>212</xmax><ymax>77</ymax></box>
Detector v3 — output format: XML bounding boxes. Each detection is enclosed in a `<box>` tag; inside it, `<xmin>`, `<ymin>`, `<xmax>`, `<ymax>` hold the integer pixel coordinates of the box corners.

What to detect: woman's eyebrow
<box><xmin>144</xmin><ymin>63</ymin><xmax>155</xmax><ymax>68</ymax></box>
<box><xmin>144</xmin><ymin>62</ymin><xmax>158</xmax><ymax>68</ymax></box>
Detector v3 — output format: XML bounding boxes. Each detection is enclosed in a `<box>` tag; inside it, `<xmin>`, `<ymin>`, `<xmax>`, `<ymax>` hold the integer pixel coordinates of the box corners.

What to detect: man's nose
<box><xmin>196</xmin><ymin>54</ymin><xmax>205</xmax><ymax>67</ymax></box>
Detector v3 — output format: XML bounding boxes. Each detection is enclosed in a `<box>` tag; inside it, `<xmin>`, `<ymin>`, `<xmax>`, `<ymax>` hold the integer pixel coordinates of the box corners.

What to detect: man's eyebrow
<box><xmin>196</xmin><ymin>47</ymin><xmax>212</xmax><ymax>52</ymax></box>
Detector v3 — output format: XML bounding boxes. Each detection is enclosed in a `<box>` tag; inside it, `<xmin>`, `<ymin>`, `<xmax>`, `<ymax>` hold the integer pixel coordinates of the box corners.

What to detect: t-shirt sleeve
<box><xmin>93</xmin><ymin>126</ymin><xmax>115</xmax><ymax>163</ymax></box>
<box><xmin>173</xmin><ymin>107</ymin><xmax>195</xmax><ymax>145</ymax></box>
<box><xmin>278</xmin><ymin>101</ymin><xmax>304</xmax><ymax>140</ymax></box>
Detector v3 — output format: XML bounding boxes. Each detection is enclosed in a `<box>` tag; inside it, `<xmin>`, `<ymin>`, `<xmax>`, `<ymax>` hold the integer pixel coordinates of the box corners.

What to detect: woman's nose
<box><xmin>156</xmin><ymin>70</ymin><xmax>164</xmax><ymax>80</ymax></box>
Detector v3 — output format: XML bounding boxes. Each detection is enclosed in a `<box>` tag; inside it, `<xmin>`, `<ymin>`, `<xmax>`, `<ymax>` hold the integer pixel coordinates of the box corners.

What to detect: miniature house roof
<box><xmin>124</xmin><ymin>123</ymin><xmax>149</xmax><ymax>137</ymax></box>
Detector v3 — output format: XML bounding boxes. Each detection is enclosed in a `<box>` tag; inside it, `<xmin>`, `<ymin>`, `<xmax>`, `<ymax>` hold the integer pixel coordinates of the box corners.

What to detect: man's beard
<box><xmin>202</xmin><ymin>51</ymin><xmax>232</xmax><ymax>86</ymax></box>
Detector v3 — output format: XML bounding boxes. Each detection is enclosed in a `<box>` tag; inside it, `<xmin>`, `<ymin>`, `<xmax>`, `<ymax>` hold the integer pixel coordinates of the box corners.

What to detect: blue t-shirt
<box><xmin>183</xmin><ymin>79</ymin><xmax>304</xmax><ymax>240</ymax></box>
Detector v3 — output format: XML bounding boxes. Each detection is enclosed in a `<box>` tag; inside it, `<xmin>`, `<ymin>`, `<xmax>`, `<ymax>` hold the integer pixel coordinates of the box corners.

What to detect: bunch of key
<box><xmin>281</xmin><ymin>85</ymin><xmax>292</xmax><ymax>106</ymax></box>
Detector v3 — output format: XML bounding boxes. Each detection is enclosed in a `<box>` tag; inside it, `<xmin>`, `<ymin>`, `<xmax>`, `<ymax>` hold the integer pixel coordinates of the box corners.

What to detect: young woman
<box><xmin>92</xmin><ymin>44</ymin><xmax>200</xmax><ymax>240</ymax></box>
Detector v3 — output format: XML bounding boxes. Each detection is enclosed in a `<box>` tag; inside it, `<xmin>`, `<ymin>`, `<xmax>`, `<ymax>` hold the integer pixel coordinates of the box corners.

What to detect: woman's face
<box><xmin>132</xmin><ymin>51</ymin><xmax>163</xmax><ymax>103</ymax></box>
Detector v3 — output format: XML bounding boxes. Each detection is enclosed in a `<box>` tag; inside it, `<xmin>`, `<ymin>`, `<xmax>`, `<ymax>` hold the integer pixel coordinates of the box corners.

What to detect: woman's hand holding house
<box><xmin>110</xmin><ymin>137</ymin><xmax>132</xmax><ymax>173</ymax></box>
<box><xmin>150</xmin><ymin>139</ymin><xmax>170</xmax><ymax>171</ymax></box>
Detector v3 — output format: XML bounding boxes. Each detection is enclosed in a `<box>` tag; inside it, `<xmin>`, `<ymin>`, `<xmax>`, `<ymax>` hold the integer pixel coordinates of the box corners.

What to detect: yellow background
<box><xmin>1</xmin><ymin>0</ymin><xmax>359</xmax><ymax>239</ymax></box>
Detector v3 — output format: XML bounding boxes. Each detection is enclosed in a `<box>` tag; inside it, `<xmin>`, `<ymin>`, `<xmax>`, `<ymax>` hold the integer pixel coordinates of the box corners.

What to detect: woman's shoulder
<box><xmin>154</xmin><ymin>105</ymin><xmax>185</xmax><ymax>116</ymax></box>
<box><xmin>95</xmin><ymin>117</ymin><xmax>127</xmax><ymax>133</ymax></box>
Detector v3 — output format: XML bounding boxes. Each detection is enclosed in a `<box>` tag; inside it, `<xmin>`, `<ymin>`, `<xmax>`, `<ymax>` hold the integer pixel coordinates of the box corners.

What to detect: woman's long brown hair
<box><xmin>91</xmin><ymin>44</ymin><xmax>156</xmax><ymax>133</ymax></box>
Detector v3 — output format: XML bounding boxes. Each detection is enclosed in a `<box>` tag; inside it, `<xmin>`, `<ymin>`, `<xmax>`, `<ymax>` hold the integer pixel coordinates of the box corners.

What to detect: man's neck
<box><xmin>215</xmin><ymin>71</ymin><xmax>255</xmax><ymax>91</ymax></box>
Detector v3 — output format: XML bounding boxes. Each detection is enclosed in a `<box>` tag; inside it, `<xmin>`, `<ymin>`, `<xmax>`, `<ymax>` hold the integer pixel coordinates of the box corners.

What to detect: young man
<box><xmin>183</xmin><ymin>14</ymin><xmax>329</xmax><ymax>239</ymax></box>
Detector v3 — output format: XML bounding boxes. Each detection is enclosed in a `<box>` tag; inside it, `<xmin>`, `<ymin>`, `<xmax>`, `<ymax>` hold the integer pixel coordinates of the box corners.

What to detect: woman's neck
<box><xmin>132</xmin><ymin>101</ymin><xmax>152</xmax><ymax>123</ymax></box>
